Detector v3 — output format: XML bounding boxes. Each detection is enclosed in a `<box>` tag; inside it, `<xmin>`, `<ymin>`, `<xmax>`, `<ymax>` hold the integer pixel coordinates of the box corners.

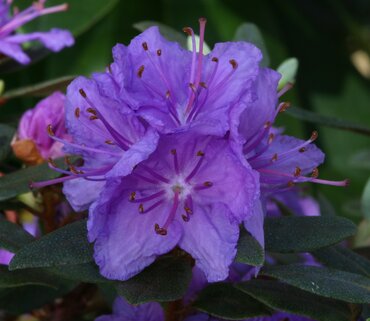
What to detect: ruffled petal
<box><xmin>179</xmin><ymin>202</ymin><xmax>239</xmax><ymax>282</ymax></box>
<box><xmin>7</xmin><ymin>28</ymin><xmax>74</xmax><ymax>52</ymax></box>
<box><xmin>88</xmin><ymin>178</ymin><xmax>182</xmax><ymax>281</ymax></box>
<box><xmin>0</xmin><ymin>39</ymin><xmax>30</xmax><ymax>64</ymax></box>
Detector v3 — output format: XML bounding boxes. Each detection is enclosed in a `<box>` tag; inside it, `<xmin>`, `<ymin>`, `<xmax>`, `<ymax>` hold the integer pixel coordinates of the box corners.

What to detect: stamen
<box><xmin>278</xmin><ymin>82</ymin><xmax>294</xmax><ymax>98</ymax></box>
<box><xmin>140</xmin><ymin>199</ymin><xmax>165</xmax><ymax>214</ymax></box>
<box><xmin>137</xmin><ymin>65</ymin><xmax>145</xmax><ymax>78</ymax></box>
<box><xmin>299</xmin><ymin>147</ymin><xmax>307</xmax><ymax>153</ymax></box>
<box><xmin>194</xmin><ymin>181</ymin><xmax>213</xmax><ymax>190</ymax></box>
<box><xmin>182</xmin><ymin>27</ymin><xmax>193</xmax><ymax>36</ymax></box>
<box><xmin>130</xmin><ymin>192</ymin><xmax>136</xmax><ymax>201</ymax></box>
<box><xmin>105</xmin><ymin>140</ymin><xmax>115</xmax><ymax>145</ymax></box>
<box><xmin>155</xmin><ymin>223</ymin><xmax>167</xmax><ymax>236</ymax></box>
<box><xmin>74</xmin><ymin>107</ymin><xmax>80</xmax><ymax>118</ymax></box>
<box><xmin>271</xmin><ymin>153</ymin><xmax>278</xmax><ymax>162</ymax></box>
<box><xmin>141</xmin><ymin>165</ymin><xmax>170</xmax><ymax>183</ymax></box>
<box><xmin>279</xmin><ymin>102</ymin><xmax>291</xmax><ymax>113</ymax></box>
<box><xmin>155</xmin><ymin>190</ymin><xmax>180</xmax><ymax>235</ymax></box>
<box><xmin>310</xmin><ymin>130</ymin><xmax>318</xmax><ymax>141</ymax></box>
<box><xmin>142</xmin><ymin>42</ymin><xmax>149</xmax><ymax>51</ymax></box>
<box><xmin>311</xmin><ymin>168</ymin><xmax>319</xmax><ymax>178</ymax></box>
<box><xmin>139</xmin><ymin>204</ymin><xmax>144</xmax><ymax>213</ymax></box>
<box><xmin>130</xmin><ymin>190</ymin><xmax>166</xmax><ymax>203</ymax></box>
<box><xmin>171</xmin><ymin>149</ymin><xmax>180</xmax><ymax>174</ymax></box>
<box><xmin>47</xmin><ymin>124</ymin><xmax>55</xmax><ymax>136</ymax></box>
<box><xmin>156</xmin><ymin>49</ymin><xmax>162</xmax><ymax>56</ymax></box>
<box><xmin>294</xmin><ymin>167</ymin><xmax>302</xmax><ymax>177</ymax></box>
<box><xmin>229</xmin><ymin>59</ymin><xmax>238</xmax><ymax>69</ymax></box>
<box><xmin>186</xmin><ymin>151</ymin><xmax>205</xmax><ymax>182</ymax></box>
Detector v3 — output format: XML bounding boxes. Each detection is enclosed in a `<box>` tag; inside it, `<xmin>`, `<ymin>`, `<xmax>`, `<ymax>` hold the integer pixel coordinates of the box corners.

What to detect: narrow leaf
<box><xmin>115</xmin><ymin>257</ymin><xmax>192</xmax><ymax>304</ymax></box>
<box><xmin>194</xmin><ymin>283</ymin><xmax>270</xmax><ymax>320</ymax></box>
<box><xmin>286</xmin><ymin>106</ymin><xmax>370</xmax><ymax>136</ymax></box>
<box><xmin>262</xmin><ymin>264</ymin><xmax>370</xmax><ymax>304</ymax></box>
<box><xmin>362</xmin><ymin>177</ymin><xmax>370</xmax><ymax>219</ymax></box>
<box><xmin>9</xmin><ymin>220</ymin><xmax>93</xmax><ymax>270</ymax></box>
<box><xmin>236</xmin><ymin>280</ymin><xmax>353</xmax><ymax>321</ymax></box>
<box><xmin>0</xmin><ymin>217</ymin><xmax>35</xmax><ymax>252</ymax></box>
<box><xmin>0</xmin><ymin>124</ymin><xmax>15</xmax><ymax>162</ymax></box>
<box><xmin>236</xmin><ymin>229</ymin><xmax>264</xmax><ymax>266</ymax></box>
<box><xmin>133</xmin><ymin>21</ymin><xmax>187</xmax><ymax>47</ymax></box>
<box><xmin>50</xmin><ymin>263</ymin><xmax>108</xmax><ymax>284</ymax></box>
<box><xmin>265</xmin><ymin>216</ymin><xmax>356</xmax><ymax>253</ymax></box>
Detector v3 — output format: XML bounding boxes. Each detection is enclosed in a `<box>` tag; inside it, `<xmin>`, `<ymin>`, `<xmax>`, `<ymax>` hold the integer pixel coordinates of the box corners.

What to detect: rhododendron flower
<box><xmin>32</xmin><ymin>77</ymin><xmax>159</xmax><ymax>212</ymax></box>
<box><xmin>12</xmin><ymin>92</ymin><xmax>68</xmax><ymax>164</ymax></box>
<box><xmin>89</xmin><ymin>132</ymin><xmax>259</xmax><ymax>281</ymax></box>
<box><xmin>109</xmin><ymin>18</ymin><xmax>262</xmax><ymax>136</ymax></box>
<box><xmin>0</xmin><ymin>0</ymin><xmax>74</xmax><ymax>64</ymax></box>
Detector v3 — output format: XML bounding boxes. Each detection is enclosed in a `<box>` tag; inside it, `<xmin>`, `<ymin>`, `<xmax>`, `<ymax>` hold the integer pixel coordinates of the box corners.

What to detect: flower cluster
<box><xmin>0</xmin><ymin>0</ymin><xmax>74</xmax><ymax>64</ymax></box>
<box><xmin>34</xmin><ymin>18</ymin><xmax>347</xmax><ymax>283</ymax></box>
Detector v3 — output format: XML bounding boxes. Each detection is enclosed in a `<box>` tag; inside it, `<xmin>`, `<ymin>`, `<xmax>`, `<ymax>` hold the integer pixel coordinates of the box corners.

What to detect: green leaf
<box><xmin>2</xmin><ymin>76</ymin><xmax>75</xmax><ymax>100</ymax></box>
<box><xmin>261</xmin><ymin>264</ymin><xmax>370</xmax><ymax>303</ymax></box>
<box><xmin>236</xmin><ymin>229</ymin><xmax>264</xmax><ymax>266</ymax></box>
<box><xmin>265</xmin><ymin>216</ymin><xmax>356</xmax><ymax>253</ymax></box>
<box><xmin>0</xmin><ymin>80</ymin><xmax>4</xmax><ymax>95</ymax></box>
<box><xmin>116</xmin><ymin>257</ymin><xmax>192</xmax><ymax>304</ymax></box>
<box><xmin>0</xmin><ymin>124</ymin><xmax>15</xmax><ymax>162</ymax></box>
<box><xmin>286</xmin><ymin>106</ymin><xmax>370</xmax><ymax>136</ymax></box>
<box><xmin>277</xmin><ymin>57</ymin><xmax>299</xmax><ymax>90</ymax></box>
<box><xmin>313</xmin><ymin>246</ymin><xmax>370</xmax><ymax>277</ymax></box>
<box><xmin>0</xmin><ymin>158</ymin><xmax>66</xmax><ymax>202</ymax></box>
<box><xmin>233</xmin><ymin>23</ymin><xmax>270</xmax><ymax>66</ymax></box>
<box><xmin>194</xmin><ymin>283</ymin><xmax>270</xmax><ymax>320</ymax></box>
<box><xmin>317</xmin><ymin>193</ymin><xmax>336</xmax><ymax>216</ymax></box>
<box><xmin>9</xmin><ymin>220</ymin><xmax>94</xmax><ymax>270</ymax></box>
<box><xmin>0</xmin><ymin>217</ymin><xmax>35</xmax><ymax>252</ymax></box>
<box><xmin>0</xmin><ymin>265</ymin><xmax>57</xmax><ymax>289</ymax></box>
<box><xmin>350</xmin><ymin>150</ymin><xmax>370</xmax><ymax>170</ymax></box>
<box><xmin>23</xmin><ymin>0</ymin><xmax>120</xmax><ymax>37</ymax></box>
<box><xmin>362</xmin><ymin>177</ymin><xmax>370</xmax><ymax>219</ymax></box>
<box><xmin>133</xmin><ymin>21</ymin><xmax>187</xmax><ymax>47</ymax></box>
<box><xmin>236</xmin><ymin>280</ymin><xmax>353</xmax><ymax>321</ymax></box>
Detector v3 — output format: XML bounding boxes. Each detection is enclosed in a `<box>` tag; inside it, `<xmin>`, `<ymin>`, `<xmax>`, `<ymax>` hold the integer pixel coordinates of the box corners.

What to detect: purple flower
<box><xmin>0</xmin><ymin>248</ymin><xmax>13</xmax><ymax>265</ymax></box>
<box><xmin>12</xmin><ymin>92</ymin><xmax>68</xmax><ymax>164</ymax></box>
<box><xmin>32</xmin><ymin>76</ymin><xmax>159</xmax><ymax>212</ymax></box>
<box><xmin>88</xmin><ymin>132</ymin><xmax>259</xmax><ymax>282</ymax></box>
<box><xmin>0</xmin><ymin>0</ymin><xmax>74</xmax><ymax>64</ymax></box>
<box><xmin>95</xmin><ymin>297</ymin><xmax>164</xmax><ymax>321</ymax></box>
<box><xmin>109</xmin><ymin>18</ymin><xmax>262</xmax><ymax>136</ymax></box>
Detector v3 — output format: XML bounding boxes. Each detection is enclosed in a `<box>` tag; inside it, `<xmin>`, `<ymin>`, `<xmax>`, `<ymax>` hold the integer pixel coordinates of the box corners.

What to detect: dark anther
<box><xmin>310</xmin><ymin>130</ymin><xmax>318</xmax><ymax>141</ymax></box>
<box><xmin>271</xmin><ymin>153</ymin><xmax>278</xmax><ymax>162</ymax></box>
<box><xmin>294</xmin><ymin>167</ymin><xmax>302</xmax><ymax>177</ymax></box>
<box><xmin>268</xmin><ymin>133</ymin><xmax>275</xmax><ymax>144</ymax></box>
<box><xmin>170</xmin><ymin>149</ymin><xmax>177</xmax><ymax>155</ymax></box>
<box><xmin>184</xmin><ymin>206</ymin><xmax>192</xmax><ymax>214</ymax></box>
<box><xmin>79</xmin><ymin>88</ymin><xmax>87</xmax><ymax>98</ymax></box>
<box><xmin>142</xmin><ymin>42</ymin><xmax>149</xmax><ymax>51</ymax></box>
<box><xmin>199</xmin><ymin>17</ymin><xmax>207</xmax><ymax>23</ymax></box>
<box><xmin>47</xmin><ymin>124</ymin><xmax>55</xmax><ymax>136</ymax></box>
<box><xmin>89</xmin><ymin>115</ymin><xmax>98</xmax><ymax>121</ymax></box>
<box><xmin>155</xmin><ymin>223</ymin><xmax>168</xmax><ymax>236</ymax></box>
<box><xmin>105</xmin><ymin>140</ymin><xmax>115</xmax><ymax>145</ymax></box>
<box><xmin>311</xmin><ymin>168</ymin><xmax>319</xmax><ymax>178</ymax></box>
<box><xmin>287</xmin><ymin>181</ymin><xmax>295</xmax><ymax>187</ymax></box>
<box><xmin>200</xmin><ymin>82</ymin><xmax>207</xmax><ymax>88</ymax></box>
<box><xmin>264</xmin><ymin>121</ymin><xmax>271</xmax><ymax>128</ymax></box>
<box><xmin>74</xmin><ymin>107</ymin><xmax>80</xmax><ymax>118</ymax></box>
<box><xmin>157</xmin><ymin>49</ymin><xmax>162</xmax><ymax>56</ymax></box>
<box><xmin>182</xmin><ymin>214</ymin><xmax>190</xmax><ymax>222</ymax></box>
<box><xmin>166</xmin><ymin>90</ymin><xmax>171</xmax><ymax>99</ymax></box>
<box><xmin>137</xmin><ymin>65</ymin><xmax>145</xmax><ymax>78</ymax></box>
<box><xmin>130</xmin><ymin>192</ymin><xmax>136</xmax><ymax>201</ymax></box>
<box><xmin>87</xmin><ymin>108</ymin><xmax>97</xmax><ymax>115</ymax></box>
<box><xmin>211</xmin><ymin>57</ymin><xmax>219</xmax><ymax>63</ymax></box>
<box><xmin>197</xmin><ymin>151</ymin><xmax>205</xmax><ymax>157</ymax></box>
<box><xmin>139</xmin><ymin>204</ymin><xmax>144</xmax><ymax>213</ymax></box>
<box><xmin>182</xmin><ymin>27</ymin><xmax>192</xmax><ymax>36</ymax></box>
<box><xmin>229</xmin><ymin>59</ymin><xmax>238</xmax><ymax>69</ymax></box>
<box><xmin>48</xmin><ymin>158</ymin><xmax>57</xmax><ymax>167</ymax></box>
<box><xmin>299</xmin><ymin>147</ymin><xmax>307</xmax><ymax>153</ymax></box>
<box><xmin>203</xmin><ymin>181</ymin><xmax>213</xmax><ymax>187</ymax></box>
<box><xmin>279</xmin><ymin>102</ymin><xmax>291</xmax><ymax>113</ymax></box>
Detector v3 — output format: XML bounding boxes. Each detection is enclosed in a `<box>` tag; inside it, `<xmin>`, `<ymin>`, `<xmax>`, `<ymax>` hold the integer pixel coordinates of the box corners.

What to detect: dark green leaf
<box><xmin>116</xmin><ymin>257</ymin><xmax>192</xmax><ymax>304</ymax></box>
<box><xmin>265</xmin><ymin>216</ymin><xmax>356</xmax><ymax>253</ymax></box>
<box><xmin>9</xmin><ymin>220</ymin><xmax>93</xmax><ymax>270</ymax></box>
<box><xmin>317</xmin><ymin>193</ymin><xmax>336</xmax><ymax>216</ymax></box>
<box><xmin>286</xmin><ymin>106</ymin><xmax>370</xmax><ymax>136</ymax></box>
<box><xmin>133</xmin><ymin>21</ymin><xmax>187</xmax><ymax>47</ymax></box>
<box><xmin>262</xmin><ymin>264</ymin><xmax>370</xmax><ymax>303</ymax></box>
<box><xmin>236</xmin><ymin>229</ymin><xmax>264</xmax><ymax>266</ymax></box>
<box><xmin>0</xmin><ymin>157</ymin><xmax>66</xmax><ymax>202</ymax></box>
<box><xmin>0</xmin><ymin>124</ymin><xmax>15</xmax><ymax>162</ymax></box>
<box><xmin>313</xmin><ymin>246</ymin><xmax>370</xmax><ymax>277</ymax></box>
<box><xmin>0</xmin><ymin>265</ymin><xmax>57</xmax><ymax>289</ymax></box>
<box><xmin>0</xmin><ymin>217</ymin><xmax>35</xmax><ymax>252</ymax></box>
<box><xmin>236</xmin><ymin>280</ymin><xmax>353</xmax><ymax>321</ymax></box>
<box><xmin>2</xmin><ymin>76</ymin><xmax>75</xmax><ymax>100</ymax></box>
<box><xmin>194</xmin><ymin>283</ymin><xmax>270</xmax><ymax>320</ymax></box>
<box><xmin>362</xmin><ymin>177</ymin><xmax>370</xmax><ymax>219</ymax></box>
<box><xmin>234</xmin><ymin>23</ymin><xmax>270</xmax><ymax>66</ymax></box>
<box><xmin>350</xmin><ymin>150</ymin><xmax>370</xmax><ymax>170</ymax></box>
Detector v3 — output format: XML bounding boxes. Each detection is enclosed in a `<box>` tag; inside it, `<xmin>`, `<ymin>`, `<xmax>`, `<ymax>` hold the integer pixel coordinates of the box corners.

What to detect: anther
<box><xmin>200</xmin><ymin>82</ymin><xmax>207</xmax><ymax>88</ymax></box>
<box><xmin>311</xmin><ymin>168</ymin><xmax>319</xmax><ymax>178</ymax></box>
<box><xmin>137</xmin><ymin>65</ymin><xmax>145</xmax><ymax>78</ymax></box>
<box><xmin>155</xmin><ymin>223</ymin><xmax>168</xmax><ymax>236</ymax></box>
<box><xmin>299</xmin><ymin>147</ymin><xmax>307</xmax><ymax>153</ymax></box>
<box><xmin>170</xmin><ymin>149</ymin><xmax>177</xmax><ymax>155</ymax></box>
<box><xmin>268</xmin><ymin>133</ymin><xmax>275</xmax><ymax>144</ymax></box>
<box><xmin>182</xmin><ymin>27</ymin><xmax>193</xmax><ymax>36</ymax></box>
<box><xmin>74</xmin><ymin>107</ymin><xmax>80</xmax><ymax>118</ymax></box>
<box><xmin>229</xmin><ymin>59</ymin><xmax>238</xmax><ymax>69</ymax></box>
<box><xmin>264</xmin><ymin>121</ymin><xmax>271</xmax><ymax>128</ymax></box>
<box><xmin>182</xmin><ymin>214</ymin><xmax>190</xmax><ymax>222</ymax></box>
<box><xmin>69</xmin><ymin>165</ymin><xmax>83</xmax><ymax>175</ymax></box>
<box><xmin>189</xmin><ymin>83</ymin><xmax>196</xmax><ymax>92</ymax></box>
<box><xmin>203</xmin><ymin>181</ymin><xmax>213</xmax><ymax>187</ymax></box>
<box><xmin>87</xmin><ymin>108</ymin><xmax>97</xmax><ymax>115</ymax></box>
<box><xmin>211</xmin><ymin>57</ymin><xmax>219</xmax><ymax>63</ymax></box>
<box><xmin>166</xmin><ymin>90</ymin><xmax>171</xmax><ymax>99</ymax></box>
<box><xmin>89</xmin><ymin>115</ymin><xmax>99</xmax><ymax>121</ymax></box>
<box><xmin>142</xmin><ymin>42</ymin><xmax>148</xmax><ymax>51</ymax></box>
<box><xmin>130</xmin><ymin>192</ymin><xmax>136</xmax><ymax>201</ymax></box>
<box><xmin>197</xmin><ymin>151</ymin><xmax>205</xmax><ymax>157</ymax></box>
<box><xmin>184</xmin><ymin>206</ymin><xmax>192</xmax><ymax>214</ymax></box>
<box><xmin>79</xmin><ymin>88</ymin><xmax>87</xmax><ymax>98</ymax></box>
<box><xmin>48</xmin><ymin>158</ymin><xmax>57</xmax><ymax>167</ymax></box>
<box><xmin>47</xmin><ymin>124</ymin><xmax>55</xmax><ymax>136</ymax></box>
<box><xmin>64</xmin><ymin>156</ymin><xmax>72</xmax><ymax>166</ymax></box>
<box><xmin>105</xmin><ymin>140</ymin><xmax>115</xmax><ymax>145</ymax></box>
<box><xmin>287</xmin><ymin>181</ymin><xmax>295</xmax><ymax>187</ymax></box>
<box><xmin>139</xmin><ymin>204</ymin><xmax>144</xmax><ymax>213</ymax></box>
<box><xmin>271</xmin><ymin>153</ymin><xmax>278</xmax><ymax>162</ymax></box>
<box><xmin>310</xmin><ymin>130</ymin><xmax>318</xmax><ymax>141</ymax></box>
<box><xmin>294</xmin><ymin>167</ymin><xmax>302</xmax><ymax>177</ymax></box>
<box><xmin>157</xmin><ymin>49</ymin><xmax>162</xmax><ymax>56</ymax></box>
<box><xmin>279</xmin><ymin>102</ymin><xmax>291</xmax><ymax>113</ymax></box>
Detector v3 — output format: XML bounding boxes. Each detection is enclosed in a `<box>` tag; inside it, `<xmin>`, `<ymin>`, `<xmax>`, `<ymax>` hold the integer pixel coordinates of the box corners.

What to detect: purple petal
<box><xmin>7</xmin><ymin>28</ymin><xmax>74</xmax><ymax>52</ymax></box>
<box><xmin>244</xmin><ymin>199</ymin><xmax>265</xmax><ymax>249</ymax></box>
<box><xmin>183</xmin><ymin>314</ymin><xmax>212</xmax><ymax>321</ymax></box>
<box><xmin>179</xmin><ymin>203</ymin><xmax>239</xmax><ymax>282</ymax></box>
<box><xmin>89</xmin><ymin>178</ymin><xmax>182</xmax><ymax>281</ymax></box>
<box><xmin>0</xmin><ymin>249</ymin><xmax>14</xmax><ymax>265</ymax></box>
<box><xmin>0</xmin><ymin>39</ymin><xmax>30</xmax><ymax>64</ymax></box>
<box><xmin>184</xmin><ymin>266</ymin><xmax>208</xmax><ymax>304</ymax></box>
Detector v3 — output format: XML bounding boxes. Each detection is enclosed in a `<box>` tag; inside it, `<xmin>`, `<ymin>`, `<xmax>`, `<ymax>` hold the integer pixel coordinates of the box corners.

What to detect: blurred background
<box><xmin>1</xmin><ymin>0</ymin><xmax>370</xmax><ymax>243</ymax></box>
